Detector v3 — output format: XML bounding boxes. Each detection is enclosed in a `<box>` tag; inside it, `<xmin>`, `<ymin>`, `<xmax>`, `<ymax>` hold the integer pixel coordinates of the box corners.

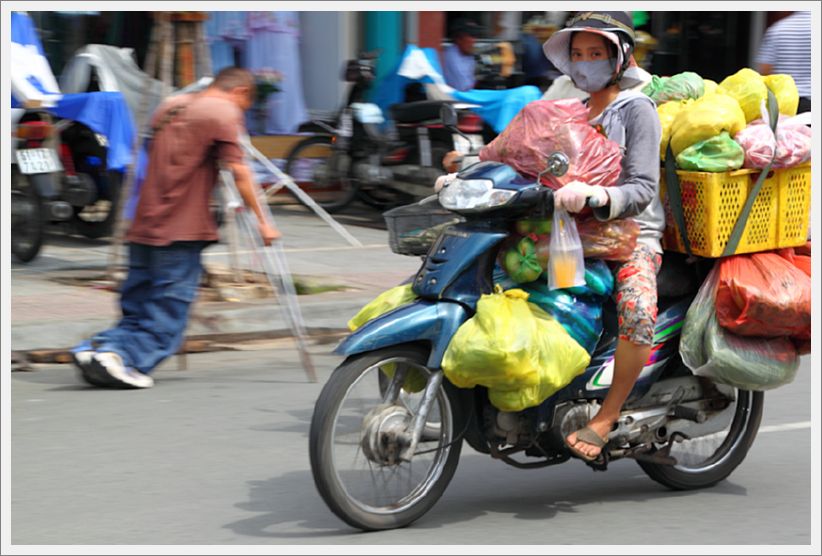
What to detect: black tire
<box><xmin>309</xmin><ymin>345</ymin><xmax>464</xmax><ymax>531</ymax></box>
<box><xmin>72</xmin><ymin>170</ymin><xmax>122</xmax><ymax>239</ymax></box>
<box><xmin>638</xmin><ymin>389</ymin><xmax>764</xmax><ymax>490</ymax></box>
<box><xmin>283</xmin><ymin>135</ymin><xmax>358</xmax><ymax>213</ymax></box>
<box><xmin>11</xmin><ymin>168</ymin><xmax>44</xmax><ymax>263</ymax></box>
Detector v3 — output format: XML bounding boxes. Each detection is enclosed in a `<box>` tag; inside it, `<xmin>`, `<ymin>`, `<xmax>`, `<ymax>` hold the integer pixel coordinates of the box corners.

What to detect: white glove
<box><xmin>554</xmin><ymin>181</ymin><xmax>609</xmax><ymax>213</ymax></box>
<box><xmin>434</xmin><ymin>172</ymin><xmax>458</xmax><ymax>192</ymax></box>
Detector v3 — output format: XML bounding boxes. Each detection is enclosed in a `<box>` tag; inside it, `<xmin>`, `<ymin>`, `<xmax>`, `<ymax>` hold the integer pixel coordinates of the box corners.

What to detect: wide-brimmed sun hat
<box><xmin>542</xmin><ymin>11</ymin><xmax>642</xmax><ymax>89</ymax></box>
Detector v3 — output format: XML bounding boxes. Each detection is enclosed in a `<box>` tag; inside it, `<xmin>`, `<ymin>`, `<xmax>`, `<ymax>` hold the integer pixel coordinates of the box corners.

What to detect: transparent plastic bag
<box><xmin>680</xmin><ymin>266</ymin><xmax>799</xmax><ymax>391</ymax></box>
<box><xmin>548</xmin><ymin>208</ymin><xmax>585</xmax><ymax>290</ymax></box>
<box><xmin>576</xmin><ymin>217</ymin><xmax>640</xmax><ymax>261</ymax></box>
<box><xmin>442</xmin><ymin>287</ymin><xmax>591</xmax><ymax>412</ymax></box>
<box><xmin>645</xmin><ymin>71</ymin><xmax>705</xmax><ymax>104</ymax></box>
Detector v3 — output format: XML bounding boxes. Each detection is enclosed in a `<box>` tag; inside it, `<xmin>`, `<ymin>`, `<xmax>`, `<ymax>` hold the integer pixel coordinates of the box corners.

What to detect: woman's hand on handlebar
<box><xmin>442</xmin><ymin>150</ymin><xmax>463</xmax><ymax>173</ymax></box>
<box><xmin>554</xmin><ymin>181</ymin><xmax>610</xmax><ymax>213</ymax></box>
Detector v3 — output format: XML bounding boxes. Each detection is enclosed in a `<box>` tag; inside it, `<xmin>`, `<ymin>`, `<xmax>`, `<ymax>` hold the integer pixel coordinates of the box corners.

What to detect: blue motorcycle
<box><xmin>308</xmin><ymin>114</ymin><xmax>764</xmax><ymax>531</ymax></box>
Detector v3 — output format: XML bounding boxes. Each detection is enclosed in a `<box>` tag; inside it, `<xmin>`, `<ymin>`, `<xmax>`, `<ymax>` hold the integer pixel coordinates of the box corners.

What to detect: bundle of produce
<box><xmin>657</xmin><ymin>99</ymin><xmax>692</xmax><ymax>160</ymax></box>
<box><xmin>734</xmin><ymin>112</ymin><xmax>811</xmax><ymax>169</ymax></box>
<box><xmin>669</xmin><ymin>93</ymin><xmax>746</xmax><ymax>157</ymax></box>
<box><xmin>714</xmin><ymin>251</ymin><xmax>811</xmax><ymax>340</ymax></box>
<box><xmin>764</xmin><ymin>74</ymin><xmax>799</xmax><ymax>116</ymax></box>
<box><xmin>680</xmin><ymin>265</ymin><xmax>799</xmax><ymax>391</ymax></box>
<box><xmin>442</xmin><ymin>288</ymin><xmax>591</xmax><ymax>412</ymax></box>
<box><xmin>642</xmin><ymin>72</ymin><xmax>705</xmax><ymax>104</ymax></box>
<box><xmin>479</xmin><ymin>98</ymin><xmax>623</xmax><ymax>189</ymax></box>
<box><xmin>717</xmin><ymin>68</ymin><xmax>769</xmax><ymax>123</ymax></box>
<box><xmin>675</xmin><ymin>131</ymin><xmax>745</xmax><ymax>172</ymax></box>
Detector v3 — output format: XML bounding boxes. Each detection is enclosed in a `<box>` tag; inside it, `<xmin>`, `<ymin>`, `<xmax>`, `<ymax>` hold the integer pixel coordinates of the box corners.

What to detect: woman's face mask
<box><xmin>569</xmin><ymin>59</ymin><xmax>616</xmax><ymax>92</ymax></box>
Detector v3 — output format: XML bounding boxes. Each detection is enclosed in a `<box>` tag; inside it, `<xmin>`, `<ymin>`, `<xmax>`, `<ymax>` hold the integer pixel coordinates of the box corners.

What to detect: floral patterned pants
<box><xmin>610</xmin><ymin>244</ymin><xmax>663</xmax><ymax>346</ymax></box>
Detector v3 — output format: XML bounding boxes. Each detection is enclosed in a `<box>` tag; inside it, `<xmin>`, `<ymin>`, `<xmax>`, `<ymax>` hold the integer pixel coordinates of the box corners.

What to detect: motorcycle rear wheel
<box><xmin>638</xmin><ymin>388</ymin><xmax>763</xmax><ymax>490</ymax></box>
<box><xmin>283</xmin><ymin>135</ymin><xmax>358</xmax><ymax>213</ymax></box>
<box><xmin>11</xmin><ymin>168</ymin><xmax>44</xmax><ymax>263</ymax></box>
<box><xmin>309</xmin><ymin>345</ymin><xmax>463</xmax><ymax>531</ymax></box>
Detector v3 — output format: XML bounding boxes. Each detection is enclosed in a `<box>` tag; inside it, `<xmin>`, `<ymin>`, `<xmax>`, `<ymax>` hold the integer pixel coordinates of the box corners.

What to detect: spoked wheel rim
<box><xmin>666</xmin><ymin>387</ymin><xmax>755</xmax><ymax>473</ymax></box>
<box><xmin>329</xmin><ymin>357</ymin><xmax>454</xmax><ymax>515</ymax></box>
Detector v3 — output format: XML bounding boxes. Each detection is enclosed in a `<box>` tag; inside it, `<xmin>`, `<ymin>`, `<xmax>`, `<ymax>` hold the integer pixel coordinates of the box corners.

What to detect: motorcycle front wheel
<box><xmin>283</xmin><ymin>135</ymin><xmax>358</xmax><ymax>213</ymax></box>
<box><xmin>11</xmin><ymin>168</ymin><xmax>44</xmax><ymax>263</ymax></box>
<box><xmin>638</xmin><ymin>387</ymin><xmax>763</xmax><ymax>489</ymax></box>
<box><xmin>309</xmin><ymin>345</ymin><xmax>464</xmax><ymax>531</ymax></box>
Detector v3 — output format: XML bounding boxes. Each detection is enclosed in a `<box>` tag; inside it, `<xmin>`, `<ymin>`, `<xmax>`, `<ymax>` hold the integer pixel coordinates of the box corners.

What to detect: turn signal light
<box><xmin>15</xmin><ymin>121</ymin><xmax>53</xmax><ymax>140</ymax></box>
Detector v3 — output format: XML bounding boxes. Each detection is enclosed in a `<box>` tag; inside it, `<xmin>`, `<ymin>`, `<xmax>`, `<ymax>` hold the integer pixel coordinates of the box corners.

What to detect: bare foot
<box><xmin>565</xmin><ymin>419</ymin><xmax>613</xmax><ymax>460</ymax></box>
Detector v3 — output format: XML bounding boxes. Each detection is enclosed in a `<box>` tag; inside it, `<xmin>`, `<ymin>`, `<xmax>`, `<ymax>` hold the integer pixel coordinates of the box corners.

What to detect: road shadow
<box><xmin>224</xmin><ymin>454</ymin><xmax>749</xmax><ymax>541</ymax></box>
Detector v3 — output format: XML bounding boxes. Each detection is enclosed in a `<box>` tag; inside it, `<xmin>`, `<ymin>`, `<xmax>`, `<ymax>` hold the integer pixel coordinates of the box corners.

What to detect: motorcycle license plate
<box><xmin>16</xmin><ymin>148</ymin><xmax>62</xmax><ymax>175</ymax></box>
<box><xmin>452</xmin><ymin>134</ymin><xmax>483</xmax><ymax>155</ymax></box>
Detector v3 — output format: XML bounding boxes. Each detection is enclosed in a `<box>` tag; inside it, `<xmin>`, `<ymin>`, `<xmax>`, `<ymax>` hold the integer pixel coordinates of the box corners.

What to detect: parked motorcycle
<box><xmin>283</xmin><ymin>52</ymin><xmax>485</xmax><ymax>213</ymax></box>
<box><xmin>11</xmin><ymin>107</ymin><xmax>123</xmax><ymax>262</ymax></box>
<box><xmin>307</xmin><ymin>106</ymin><xmax>763</xmax><ymax>531</ymax></box>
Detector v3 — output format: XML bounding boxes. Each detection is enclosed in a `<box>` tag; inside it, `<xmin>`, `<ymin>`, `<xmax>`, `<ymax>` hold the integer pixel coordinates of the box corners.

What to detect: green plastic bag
<box><xmin>442</xmin><ymin>287</ymin><xmax>590</xmax><ymax>412</ymax></box>
<box><xmin>675</xmin><ymin>131</ymin><xmax>745</xmax><ymax>172</ymax></box>
<box><xmin>348</xmin><ymin>284</ymin><xmax>417</xmax><ymax>331</ymax></box>
<box><xmin>680</xmin><ymin>266</ymin><xmax>799</xmax><ymax>391</ymax></box>
<box><xmin>646</xmin><ymin>72</ymin><xmax>704</xmax><ymax>104</ymax></box>
<box><xmin>718</xmin><ymin>68</ymin><xmax>768</xmax><ymax>123</ymax></box>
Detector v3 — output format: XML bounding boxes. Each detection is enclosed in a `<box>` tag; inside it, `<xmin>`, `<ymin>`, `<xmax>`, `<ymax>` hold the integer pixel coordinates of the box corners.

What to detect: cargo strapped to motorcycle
<box><xmin>664</xmin><ymin>90</ymin><xmax>779</xmax><ymax>258</ymax></box>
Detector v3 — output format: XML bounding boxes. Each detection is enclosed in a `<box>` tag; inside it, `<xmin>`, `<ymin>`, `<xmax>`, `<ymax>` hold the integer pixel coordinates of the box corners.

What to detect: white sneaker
<box><xmin>90</xmin><ymin>352</ymin><xmax>154</xmax><ymax>389</ymax></box>
<box><xmin>72</xmin><ymin>349</ymin><xmax>107</xmax><ymax>387</ymax></box>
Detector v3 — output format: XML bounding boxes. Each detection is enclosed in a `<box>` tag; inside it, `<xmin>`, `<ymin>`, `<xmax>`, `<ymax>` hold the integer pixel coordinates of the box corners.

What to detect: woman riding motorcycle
<box><xmin>444</xmin><ymin>11</ymin><xmax>664</xmax><ymax>462</ymax></box>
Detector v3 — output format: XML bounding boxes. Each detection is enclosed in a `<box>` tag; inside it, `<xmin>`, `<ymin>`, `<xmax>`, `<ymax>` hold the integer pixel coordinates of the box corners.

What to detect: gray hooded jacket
<box><xmin>589</xmin><ymin>89</ymin><xmax>665</xmax><ymax>253</ymax></box>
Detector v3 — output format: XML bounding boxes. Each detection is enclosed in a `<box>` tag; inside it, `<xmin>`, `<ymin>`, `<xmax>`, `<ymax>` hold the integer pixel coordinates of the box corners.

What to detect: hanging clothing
<box><xmin>204</xmin><ymin>12</ymin><xmax>249</xmax><ymax>73</ymax></box>
<box><xmin>244</xmin><ymin>11</ymin><xmax>308</xmax><ymax>134</ymax></box>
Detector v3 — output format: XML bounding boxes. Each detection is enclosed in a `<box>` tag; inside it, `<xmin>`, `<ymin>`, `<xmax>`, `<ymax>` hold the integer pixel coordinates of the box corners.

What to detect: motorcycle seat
<box><xmin>390</xmin><ymin>100</ymin><xmax>454</xmax><ymax>124</ymax></box>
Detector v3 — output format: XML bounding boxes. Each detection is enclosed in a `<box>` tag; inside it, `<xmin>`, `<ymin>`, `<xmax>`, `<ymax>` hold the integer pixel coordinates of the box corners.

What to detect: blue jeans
<box><xmin>85</xmin><ymin>242</ymin><xmax>206</xmax><ymax>374</ymax></box>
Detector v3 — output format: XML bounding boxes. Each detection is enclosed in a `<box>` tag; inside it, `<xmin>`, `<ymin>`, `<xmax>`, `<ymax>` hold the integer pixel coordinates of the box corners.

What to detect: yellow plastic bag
<box><xmin>442</xmin><ymin>287</ymin><xmax>591</xmax><ymax>412</ymax></box>
<box><xmin>669</xmin><ymin>93</ymin><xmax>746</xmax><ymax>157</ymax></box>
<box><xmin>702</xmin><ymin>79</ymin><xmax>718</xmax><ymax>96</ymax></box>
<box><xmin>718</xmin><ymin>68</ymin><xmax>768</xmax><ymax>123</ymax></box>
<box><xmin>764</xmin><ymin>74</ymin><xmax>799</xmax><ymax>116</ymax></box>
<box><xmin>657</xmin><ymin>99</ymin><xmax>691</xmax><ymax>160</ymax></box>
<box><xmin>347</xmin><ymin>284</ymin><xmax>417</xmax><ymax>331</ymax></box>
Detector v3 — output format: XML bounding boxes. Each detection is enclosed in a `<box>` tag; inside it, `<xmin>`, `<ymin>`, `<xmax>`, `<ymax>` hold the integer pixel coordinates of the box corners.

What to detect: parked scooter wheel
<box><xmin>638</xmin><ymin>387</ymin><xmax>763</xmax><ymax>489</ymax></box>
<box><xmin>283</xmin><ymin>135</ymin><xmax>358</xmax><ymax>213</ymax></box>
<box><xmin>11</xmin><ymin>168</ymin><xmax>44</xmax><ymax>263</ymax></box>
<box><xmin>309</xmin><ymin>345</ymin><xmax>464</xmax><ymax>531</ymax></box>
<box><xmin>72</xmin><ymin>170</ymin><xmax>122</xmax><ymax>239</ymax></box>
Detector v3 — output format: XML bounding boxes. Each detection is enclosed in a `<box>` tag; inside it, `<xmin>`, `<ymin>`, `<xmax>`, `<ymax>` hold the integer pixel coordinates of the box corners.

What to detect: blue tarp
<box><xmin>49</xmin><ymin>92</ymin><xmax>136</xmax><ymax>173</ymax></box>
<box><xmin>371</xmin><ymin>44</ymin><xmax>541</xmax><ymax>133</ymax></box>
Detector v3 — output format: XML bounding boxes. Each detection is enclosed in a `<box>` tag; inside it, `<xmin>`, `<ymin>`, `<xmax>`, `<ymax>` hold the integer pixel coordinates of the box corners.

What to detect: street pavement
<box><xmin>7</xmin><ymin>203</ymin><xmax>816</xmax><ymax>548</ymax></box>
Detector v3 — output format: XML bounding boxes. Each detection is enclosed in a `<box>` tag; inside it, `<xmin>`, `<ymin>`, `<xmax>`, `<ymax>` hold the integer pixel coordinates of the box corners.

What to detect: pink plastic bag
<box><xmin>479</xmin><ymin>99</ymin><xmax>623</xmax><ymax>190</ymax></box>
<box><xmin>735</xmin><ymin>114</ymin><xmax>811</xmax><ymax>169</ymax></box>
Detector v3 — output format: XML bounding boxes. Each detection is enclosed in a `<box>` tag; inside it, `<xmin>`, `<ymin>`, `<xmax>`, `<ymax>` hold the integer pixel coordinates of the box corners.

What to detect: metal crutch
<box><xmin>219</xmin><ymin>168</ymin><xmax>318</xmax><ymax>383</ymax></box>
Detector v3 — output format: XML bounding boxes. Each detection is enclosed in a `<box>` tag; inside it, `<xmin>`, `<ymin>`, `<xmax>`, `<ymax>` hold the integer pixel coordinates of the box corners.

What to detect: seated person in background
<box><xmin>443</xmin><ymin>18</ymin><xmax>483</xmax><ymax>92</ymax></box>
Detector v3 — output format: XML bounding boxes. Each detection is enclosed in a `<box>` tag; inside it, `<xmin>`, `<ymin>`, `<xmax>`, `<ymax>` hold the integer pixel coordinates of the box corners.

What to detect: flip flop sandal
<box><xmin>566</xmin><ymin>426</ymin><xmax>609</xmax><ymax>462</ymax></box>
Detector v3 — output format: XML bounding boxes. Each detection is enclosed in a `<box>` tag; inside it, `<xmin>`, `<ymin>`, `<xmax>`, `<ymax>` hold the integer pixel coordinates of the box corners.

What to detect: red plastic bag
<box><xmin>715</xmin><ymin>252</ymin><xmax>811</xmax><ymax>339</ymax></box>
<box><xmin>479</xmin><ymin>98</ymin><xmax>623</xmax><ymax>189</ymax></box>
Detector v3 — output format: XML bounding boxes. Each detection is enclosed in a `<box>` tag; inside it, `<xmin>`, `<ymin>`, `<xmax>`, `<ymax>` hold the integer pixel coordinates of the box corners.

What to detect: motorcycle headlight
<box><xmin>439</xmin><ymin>178</ymin><xmax>515</xmax><ymax>212</ymax></box>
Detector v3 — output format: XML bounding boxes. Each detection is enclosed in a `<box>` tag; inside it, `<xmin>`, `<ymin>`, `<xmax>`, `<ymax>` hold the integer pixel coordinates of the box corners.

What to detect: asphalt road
<box><xmin>9</xmin><ymin>340</ymin><xmax>813</xmax><ymax>546</ymax></box>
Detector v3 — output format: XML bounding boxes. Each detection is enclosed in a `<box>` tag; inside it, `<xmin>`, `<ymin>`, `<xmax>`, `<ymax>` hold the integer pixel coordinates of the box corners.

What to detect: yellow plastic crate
<box><xmin>660</xmin><ymin>164</ymin><xmax>811</xmax><ymax>258</ymax></box>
